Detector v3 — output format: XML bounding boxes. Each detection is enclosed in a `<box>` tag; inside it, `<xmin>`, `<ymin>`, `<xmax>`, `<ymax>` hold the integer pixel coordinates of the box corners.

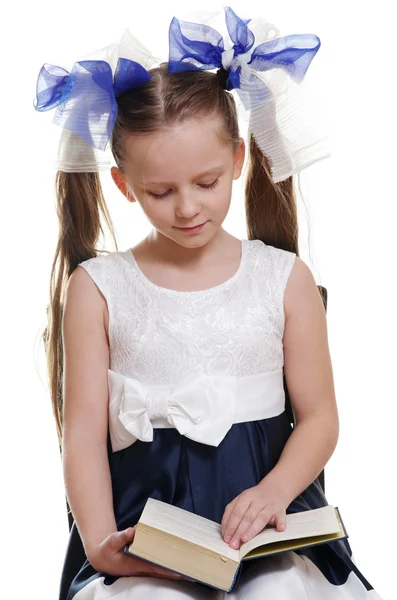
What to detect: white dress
<box><xmin>59</xmin><ymin>239</ymin><xmax>383</xmax><ymax>600</ymax></box>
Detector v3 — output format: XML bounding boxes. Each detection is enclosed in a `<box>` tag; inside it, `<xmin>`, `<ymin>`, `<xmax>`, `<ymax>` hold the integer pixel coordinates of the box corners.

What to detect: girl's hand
<box><xmin>87</xmin><ymin>527</ymin><xmax>193</xmax><ymax>581</ymax></box>
<box><xmin>221</xmin><ymin>481</ymin><xmax>288</xmax><ymax>550</ymax></box>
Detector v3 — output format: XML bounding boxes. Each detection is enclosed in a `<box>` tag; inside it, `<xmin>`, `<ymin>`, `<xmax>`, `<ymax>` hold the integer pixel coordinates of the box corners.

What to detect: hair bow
<box><xmin>168</xmin><ymin>7</ymin><xmax>329</xmax><ymax>182</ymax></box>
<box><xmin>168</xmin><ymin>6</ymin><xmax>320</xmax><ymax>111</ymax></box>
<box><xmin>33</xmin><ymin>11</ymin><xmax>330</xmax><ymax>180</ymax></box>
<box><xmin>34</xmin><ymin>58</ymin><xmax>151</xmax><ymax>151</ymax></box>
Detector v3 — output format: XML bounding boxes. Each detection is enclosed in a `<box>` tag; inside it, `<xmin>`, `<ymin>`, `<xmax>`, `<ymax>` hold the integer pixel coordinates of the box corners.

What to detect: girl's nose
<box><xmin>175</xmin><ymin>192</ymin><xmax>202</xmax><ymax>219</ymax></box>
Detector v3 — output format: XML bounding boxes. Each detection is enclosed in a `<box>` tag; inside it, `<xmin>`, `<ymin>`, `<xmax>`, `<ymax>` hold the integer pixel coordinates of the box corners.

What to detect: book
<box><xmin>124</xmin><ymin>498</ymin><xmax>348</xmax><ymax>592</ymax></box>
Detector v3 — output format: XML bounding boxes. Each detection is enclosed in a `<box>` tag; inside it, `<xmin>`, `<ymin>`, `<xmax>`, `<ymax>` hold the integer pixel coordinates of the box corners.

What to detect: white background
<box><xmin>1</xmin><ymin>1</ymin><xmax>395</xmax><ymax>598</ymax></box>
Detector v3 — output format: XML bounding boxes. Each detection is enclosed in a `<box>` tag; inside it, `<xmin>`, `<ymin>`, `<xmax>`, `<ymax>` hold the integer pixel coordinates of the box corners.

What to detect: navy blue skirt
<box><xmin>60</xmin><ymin>410</ymin><xmax>375</xmax><ymax>599</ymax></box>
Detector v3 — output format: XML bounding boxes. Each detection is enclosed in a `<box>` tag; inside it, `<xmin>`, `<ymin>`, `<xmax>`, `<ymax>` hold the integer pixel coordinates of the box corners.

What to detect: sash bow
<box><xmin>109</xmin><ymin>369</ymin><xmax>239</xmax><ymax>449</ymax></box>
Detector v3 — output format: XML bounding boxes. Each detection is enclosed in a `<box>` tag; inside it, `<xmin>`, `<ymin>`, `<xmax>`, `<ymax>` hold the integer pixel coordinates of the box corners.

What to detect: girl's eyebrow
<box><xmin>140</xmin><ymin>166</ymin><xmax>224</xmax><ymax>186</ymax></box>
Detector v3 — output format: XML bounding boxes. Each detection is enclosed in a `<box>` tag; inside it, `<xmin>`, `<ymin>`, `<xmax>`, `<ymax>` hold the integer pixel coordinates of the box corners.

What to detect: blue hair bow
<box><xmin>33</xmin><ymin>11</ymin><xmax>328</xmax><ymax>180</ymax></box>
<box><xmin>34</xmin><ymin>58</ymin><xmax>151</xmax><ymax>151</ymax></box>
<box><xmin>168</xmin><ymin>6</ymin><xmax>320</xmax><ymax>109</ymax></box>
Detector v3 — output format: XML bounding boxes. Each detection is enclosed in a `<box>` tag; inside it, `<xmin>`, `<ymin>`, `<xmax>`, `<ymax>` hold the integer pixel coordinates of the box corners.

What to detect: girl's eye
<box><xmin>199</xmin><ymin>178</ymin><xmax>219</xmax><ymax>190</ymax></box>
<box><xmin>148</xmin><ymin>178</ymin><xmax>219</xmax><ymax>199</ymax></box>
<box><xmin>149</xmin><ymin>190</ymin><xmax>172</xmax><ymax>199</ymax></box>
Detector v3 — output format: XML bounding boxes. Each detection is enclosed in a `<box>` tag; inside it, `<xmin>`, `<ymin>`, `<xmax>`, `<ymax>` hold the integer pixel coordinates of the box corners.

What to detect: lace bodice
<box><xmin>79</xmin><ymin>239</ymin><xmax>296</xmax><ymax>386</ymax></box>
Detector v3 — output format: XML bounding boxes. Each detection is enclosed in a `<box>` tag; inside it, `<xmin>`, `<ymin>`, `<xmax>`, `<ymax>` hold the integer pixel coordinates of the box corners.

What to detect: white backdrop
<box><xmin>1</xmin><ymin>1</ymin><xmax>394</xmax><ymax>598</ymax></box>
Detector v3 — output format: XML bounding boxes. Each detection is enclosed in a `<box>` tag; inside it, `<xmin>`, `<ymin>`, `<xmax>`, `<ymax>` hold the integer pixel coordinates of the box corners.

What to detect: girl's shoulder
<box><xmin>247</xmin><ymin>238</ymin><xmax>296</xmax><ymax>275</ymax></box>
<box><xmin>77</xmin><ymin>249</ymin><xmax>131</xmax><ymax>299</ymax></box>
<box><xmin>252</xmin><ymin>237</ymin><xmax>296</xmax><ymax>256</ymax></box>
<box><xmin>78</xmin><ymin>248</ymin><xmax>132</xmax><ymax>278</ymax></box>
<box><xmin>79</xmin><ymin>248</ymin><xmax>128</xmax><ymax>268</ymax></box>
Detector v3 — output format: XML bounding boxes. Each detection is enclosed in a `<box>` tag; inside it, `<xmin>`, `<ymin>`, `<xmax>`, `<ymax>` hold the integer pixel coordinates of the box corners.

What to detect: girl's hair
<box><xmin>43</xmin><ymin>63</ymin><xmax>299</xmax><ymax>444</ymax></box>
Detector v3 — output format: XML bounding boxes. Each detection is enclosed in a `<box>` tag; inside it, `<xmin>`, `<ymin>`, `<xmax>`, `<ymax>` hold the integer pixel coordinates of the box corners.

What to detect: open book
<box><xmin>125</xmin><ymin>498</ymin><xmax>348</xmax><ymax>592</ymax></box>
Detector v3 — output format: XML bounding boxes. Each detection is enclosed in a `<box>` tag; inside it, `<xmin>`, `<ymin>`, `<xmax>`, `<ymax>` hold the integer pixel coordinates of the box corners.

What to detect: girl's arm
<box><xmin>263</xmin><ymin>256</ymin><xmax>339</xmax><ymax>505</ymax></box>
<box><xmin>61</xmin><ymin>266</ymin><xmax>193</xmax><ymax>581</ymax></box>
<box><xmin>62</xmin><ymin>266</ymin><xmax>116</xmax><ymax>558</ymax></box>
<box><xmin>221</xmin><ymin>257</ymin><xmax>339</xmax><ymax>547</ymax></box>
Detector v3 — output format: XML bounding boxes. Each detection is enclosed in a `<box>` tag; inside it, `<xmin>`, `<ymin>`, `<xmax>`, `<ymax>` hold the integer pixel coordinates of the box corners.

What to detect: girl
<box><xmin>36</xmin><ymin>7</ymin><xmax>383</xmax><ymax>600</ymax></box>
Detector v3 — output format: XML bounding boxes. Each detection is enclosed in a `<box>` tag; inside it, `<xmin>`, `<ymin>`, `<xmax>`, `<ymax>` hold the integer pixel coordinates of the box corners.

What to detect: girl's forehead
<box><xmin>123</xmin><ymin>117</ymin><xmax>232</xmax><ymax>181</ymax></box>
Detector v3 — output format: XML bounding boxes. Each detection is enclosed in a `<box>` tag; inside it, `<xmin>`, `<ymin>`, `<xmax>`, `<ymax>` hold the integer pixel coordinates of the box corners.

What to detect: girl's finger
<box><xmin>221</xmin><ymin>500</ymin><xmax>237</xmax><ymax>536</ymax></box>
<box><xmin>222</xmin><ymin>497</ymin><xmax>252</xmax><ymax>544</ymax></box>
<box><xmin>150</xmin><ymin>564</ymin><xmax>196</xmax><ymax>582</ymax></box>
<box><xmin>267</xmin><ymin>515</ymin><xmax>276</xmax><ymax>526</ymax></box>
<box><xmin>238</xmin><ymin>508</ymin><xmax>274</xmax><ymax>544</ymax></box>
<box><xmin>221</xmin><ymin>498</ymin><xmax>237</xmax><ymax>533</ymax></box>
<box><xmin>266</xmin><ymin>512</ymin><xmax>286</xmax><ymax>531</ymax></box>
<box><xmin>152</xmin><ymin>569</ymin><xmax>184</xmax><ymax>580</ymax></box>
<box><xmin>275</xmin><ymin>512</ymin><xmax>286</xmax><ymax>531</ymax></box>
<box><xmin>132</xmin><ymin>560</ymin><xmax>182</xmax><ymax>580</ymax></box>
<box><xmin>105</xmin><ymin>528</ymin><xmax>135</xmax><ymax>555</ymax></box>
<box><xmin>228</xmin><ymin>503</ymin><xmax>264</xmax><ymax>548</ymax></box>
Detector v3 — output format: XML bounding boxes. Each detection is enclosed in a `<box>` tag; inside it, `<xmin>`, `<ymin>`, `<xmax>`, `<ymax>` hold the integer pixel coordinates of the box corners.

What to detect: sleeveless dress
<box><xmin>59</xmin><ymin>238</ymin><xmax>383</xmax><ymax>600</ymax></box>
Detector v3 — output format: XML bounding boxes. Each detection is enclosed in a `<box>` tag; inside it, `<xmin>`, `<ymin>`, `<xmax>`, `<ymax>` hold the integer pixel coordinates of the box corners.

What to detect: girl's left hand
<box><xmin>221</xmin><ymin>481</ymin><xmax>289</xmax><ymax>549</ymax></box>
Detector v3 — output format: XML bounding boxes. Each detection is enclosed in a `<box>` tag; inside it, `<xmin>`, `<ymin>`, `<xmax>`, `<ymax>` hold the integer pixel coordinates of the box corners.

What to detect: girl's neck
<box><xmin>136</xmin><ymin>227</ymin><xmax>239</xmax><ymax>269</ymax></box>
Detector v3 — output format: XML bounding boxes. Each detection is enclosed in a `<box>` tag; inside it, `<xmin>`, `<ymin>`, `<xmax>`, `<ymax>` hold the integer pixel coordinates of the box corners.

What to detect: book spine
<box><xmin>228</xmin><ymin>563</ymin><xmax>242</xmax><ymax>592</ymax></box>
<box><xmin>335</xmin><ymin>507</ymin><xmax>349</xmax><ymax>538</ymax></box>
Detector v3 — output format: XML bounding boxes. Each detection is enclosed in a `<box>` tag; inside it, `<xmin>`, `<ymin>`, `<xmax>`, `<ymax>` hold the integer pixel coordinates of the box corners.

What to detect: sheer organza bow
<box><xmin>168</xmin><ymin>6</ymin><xmax>320</xmax><ymax>111</ymax></box>
<box><xmin>33</xmin><ymin>9</ymin><xmax>330</xmax><ymax>180</ymax></box>
<box><xmin>34</xmin><ymin>58</ymin><xmax>151</xmax><ymax>150</ymax></box>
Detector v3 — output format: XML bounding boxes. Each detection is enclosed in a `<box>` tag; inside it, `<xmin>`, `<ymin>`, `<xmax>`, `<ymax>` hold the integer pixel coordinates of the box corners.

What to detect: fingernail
<box><xmin>224</xmin><ymin>535</ymin><xmax>231</xmax><ymax>543</ymax></box>
<box><xmin>231</xmin><ymin>539</ymin><xmax>239</xmax><ymax>549</ymax></box>
<box><xmin>242</xmin><ymin>534</ymin><xmax>249</xmax><ymax>542</ymax></box>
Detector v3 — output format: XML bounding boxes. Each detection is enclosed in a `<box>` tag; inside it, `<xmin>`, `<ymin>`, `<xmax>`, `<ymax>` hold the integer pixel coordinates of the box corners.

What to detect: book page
<box><xmin>240</xmin><ymin>505</ymin><xmax>339</xmax><ymax>559</ymax></box>
<box><xmin>139</xmin><ymin>499</ymin><xmax>239</xmax><ymax>562</ymax></box>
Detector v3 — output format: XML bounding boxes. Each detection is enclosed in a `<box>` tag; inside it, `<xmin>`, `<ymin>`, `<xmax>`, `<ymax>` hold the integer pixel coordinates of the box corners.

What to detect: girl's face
<box><xmin>111</xmin><ymin>115</ymin><xmax>245</xmax><ymax>249</ymax></box>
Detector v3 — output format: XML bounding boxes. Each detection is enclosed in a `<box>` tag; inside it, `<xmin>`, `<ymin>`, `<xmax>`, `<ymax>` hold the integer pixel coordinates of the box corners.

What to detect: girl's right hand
<box><xmin>87</xmin><ymin>527</ymin><xmax>192</xmax><ymax>581</ymax></box>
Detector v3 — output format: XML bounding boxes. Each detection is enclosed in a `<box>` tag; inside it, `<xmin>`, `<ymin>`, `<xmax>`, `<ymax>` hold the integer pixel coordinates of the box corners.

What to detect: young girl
<box><xmin>36</xmin><ymin>7</ymin><xmax>383</xmax><ymax>600</ymax></box>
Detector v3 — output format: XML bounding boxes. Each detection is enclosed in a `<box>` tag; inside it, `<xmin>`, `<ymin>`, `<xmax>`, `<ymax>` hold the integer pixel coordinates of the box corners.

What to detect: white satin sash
<box><xmin>108</xmin><ymin>368</ymin><xmax>286</xmax><ymax>451</ymax></box>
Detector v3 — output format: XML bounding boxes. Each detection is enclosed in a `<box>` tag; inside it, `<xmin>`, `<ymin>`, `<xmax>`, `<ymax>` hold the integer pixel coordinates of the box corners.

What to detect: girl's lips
<box><xmin>177</xmin><ymin>222</ymin><xmax>207</xmax><ymax>232</ymax></box>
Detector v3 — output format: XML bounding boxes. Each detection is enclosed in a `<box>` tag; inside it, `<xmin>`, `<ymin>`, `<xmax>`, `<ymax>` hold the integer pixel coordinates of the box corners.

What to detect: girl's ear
<box><xmin>110</xmin><ymin>167</ymin><xmax>136</xmax><ymax>203</ymax></box>
<box><xmin>233</xmin><ymin>138</ymin><xmax>245</xmax><ymax>180</ymax></box>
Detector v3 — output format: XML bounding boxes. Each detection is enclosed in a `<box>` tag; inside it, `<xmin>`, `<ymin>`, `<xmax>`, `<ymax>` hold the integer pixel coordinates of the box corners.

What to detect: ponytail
<box><xmin>245</xmin><ymin>134</ymin><xmax>299</xmax><ymax>256</ymax></box>
<box><xmin>43</xmin><ymin>172</ymin><xmax>117</xmax><ymax>445</ymax></box>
